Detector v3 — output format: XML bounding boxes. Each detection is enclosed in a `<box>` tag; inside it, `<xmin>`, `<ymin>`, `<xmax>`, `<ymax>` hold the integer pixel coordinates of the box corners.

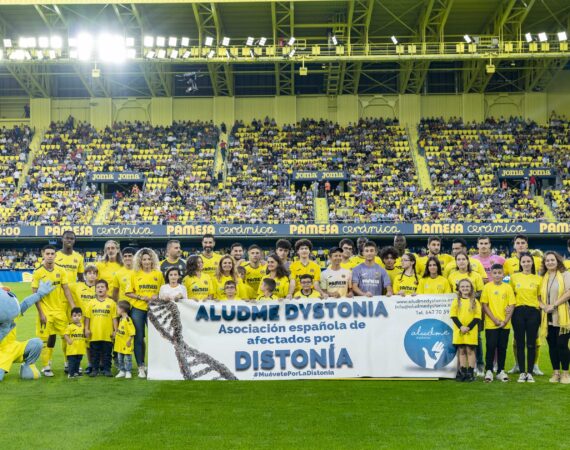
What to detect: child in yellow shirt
<box><xmin>64</xmin><ymin>307</ymin><xmax>86</xmax><ymax>378</ymax></box>
<box><xmin>114</xmin><ymin>301</ymin><xmax>136</xmax><ymax>379</ymax></box>
<box><xmin>256</xmin><ymin>278</ymin><xmax>278</xmax><ymax>301</ymax></box>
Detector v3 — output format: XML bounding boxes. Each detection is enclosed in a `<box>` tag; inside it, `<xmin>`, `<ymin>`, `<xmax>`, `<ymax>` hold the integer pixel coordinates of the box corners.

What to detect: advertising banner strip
<box><xmin>497</xmin><ymin>167</ymin><xmax>556</xmax><ymax>179</ymax></box>
<box><xmin>147</xmin><ymin>295</ymin><xmax>458</xmax><ymax>381</ymax></box>
<box><xmin>292</xmin><ymin>171</ymin><xmax>348</xmax><ymax>181</ymax></box>
<box><xmin>88</xmin><ymin>172</ymin><xmax>144</xmax><ymax>183</ymax></box>
<box><xmin>1</xmin><ymin>222</ymin><xmax>569</xmax><ymax>238</ymax></box>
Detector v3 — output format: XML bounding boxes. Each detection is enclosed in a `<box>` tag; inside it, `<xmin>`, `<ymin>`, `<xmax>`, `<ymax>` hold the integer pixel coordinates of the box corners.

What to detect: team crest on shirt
<box><xmin>154</xmin><ymin>277</ymin><xmax>158</xmax><ymax>281</ymax></box>
<box><xmin>74</xmin><ymin>259</ymin><xmax>78</xmax><ymax>263</ymax></box>
<box><xmin>494</xmin><ymin>290</ymin><xmax>499</xmax><ymax>295</ymax></box>
<box><xmin>341</xmin><ymin>274</ymin><xmax>346</xmax><ymax>279</ymax></box>
<box><xmin>516</xmin><ymin>284</ymin><xmax>521</xmax><ymax>288</ymax></box>
<box><xmin>56</xmin><ymin>273</ymin><xmax>60</xmax><ymax>278</ymax></box>
<box><xmin>310</xmin><ymin>269</ymin><xmax>314</xmax><ymax>273</ymax></box>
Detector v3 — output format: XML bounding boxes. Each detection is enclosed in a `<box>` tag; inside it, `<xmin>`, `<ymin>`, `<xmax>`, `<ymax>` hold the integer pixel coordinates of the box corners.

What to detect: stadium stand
<box><xmin>0</xmin><ymin>125</ymin><xmax>34</xmax><ymax>225</ymax></box>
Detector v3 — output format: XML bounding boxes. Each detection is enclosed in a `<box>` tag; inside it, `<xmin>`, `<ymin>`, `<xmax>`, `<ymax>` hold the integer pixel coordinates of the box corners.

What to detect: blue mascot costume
<box><xmin>0</xmin><ymin>281</ymin><xmax>54</xmax><ymax>381</ymax></box>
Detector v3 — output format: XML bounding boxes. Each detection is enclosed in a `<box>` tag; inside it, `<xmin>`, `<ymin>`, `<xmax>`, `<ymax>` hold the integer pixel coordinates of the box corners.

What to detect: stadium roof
<box><xmin>0</xmin><ymin>0</ymin><xmax>568</xmax><ymax>97</ymax></box>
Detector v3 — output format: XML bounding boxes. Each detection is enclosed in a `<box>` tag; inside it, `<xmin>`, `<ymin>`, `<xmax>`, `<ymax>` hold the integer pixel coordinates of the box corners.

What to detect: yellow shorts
<box><xmin>0</xmin><ymin>339</ymin><xmax>27</xmax><ymax>372</ymax></box>
<box><xmin>36</xmin><ymin>311</ymin><xmax>68</xmax><ymax>339</ymax></box>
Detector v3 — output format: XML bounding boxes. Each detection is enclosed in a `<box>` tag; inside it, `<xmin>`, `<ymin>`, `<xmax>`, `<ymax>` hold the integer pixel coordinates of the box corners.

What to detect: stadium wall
<box><xmin>17</xmin><ymin>73</ymin><xmax>567</xmax><ymax>130</ymax></box>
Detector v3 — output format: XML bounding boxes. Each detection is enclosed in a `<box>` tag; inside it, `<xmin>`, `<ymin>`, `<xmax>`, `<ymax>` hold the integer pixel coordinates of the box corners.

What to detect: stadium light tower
<box><xmin>391</xmin><ymin>36</ymin><xmax>398</xmax><ymax>44</ymax></box>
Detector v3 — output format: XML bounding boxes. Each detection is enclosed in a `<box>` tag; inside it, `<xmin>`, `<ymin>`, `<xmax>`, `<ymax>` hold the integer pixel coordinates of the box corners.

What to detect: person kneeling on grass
<box><xmin>481</xmin><ymin>264</ymin><xmax>515</xmax><ymax>383</ymax></box>
<box><xmin>85</xmin><ymin>280</ymin><xmax>118</xmax><ymax>377</ymax></box>
<box><xmin>450</xmin><ymin>279</ymin><xmax>481</xmax><ymax>382</ymax></box>
<box><xmin>114</xmin><ymin>301</ymin><xmax>136</xmax><ymax>379</ymax></box>
<box><xmin>64</xmin><ymin>307</ymin><xmax>86</xmax><ymax>379</ymax></box>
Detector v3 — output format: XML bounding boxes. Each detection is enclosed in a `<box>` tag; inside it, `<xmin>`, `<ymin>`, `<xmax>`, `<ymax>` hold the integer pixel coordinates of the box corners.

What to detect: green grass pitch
<box><xmin>1</xmin><ymin>282</ymin><xmax>567</xmax><ymax>449</ymax></box>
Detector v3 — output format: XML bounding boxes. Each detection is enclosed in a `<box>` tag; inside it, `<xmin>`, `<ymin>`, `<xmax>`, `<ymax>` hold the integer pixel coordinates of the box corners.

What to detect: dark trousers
<box><xmin>130</xmin><ymin>307</ymin><xmax>148</xmax><ymax>367</ymax></box>
<box><xmin>485</xmin><ymin>328</ymin><xmax>510</xmax><ymax>372</ymax></box>
<box><xmin>512</xmin><ymin>306</ymin><xmax>541</xmax><ymax>373</ymax></box>
<box><xmin>67</xmin><ymin>355</ymin><xmax>83</xmax><ymax>376</ymax></box>
<box><xmin>546</xmin><ymin>325</ymin><xmax>570</xmax><ymax>371</ymax></box>
<box><xmin>90</xmin><ymin>341</ymin><xmax>112</xmax><ymax>372</ymax></box>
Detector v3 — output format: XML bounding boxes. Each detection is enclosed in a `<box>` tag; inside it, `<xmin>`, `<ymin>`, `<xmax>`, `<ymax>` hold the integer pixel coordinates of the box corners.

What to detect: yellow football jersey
<box><xmin>69</xmin><ymin>281</ymin><xmax>96</xmax><ymax>313</ymax></box>
<box><xmin>200</xmin><ymin>253</ymin><xmax>222</xmax><ymax>279</ymax></box>
<box><xmin>242</xmin><ymin>261</ymin><xmax>267</xmax><ymax>293</ymax></box>
<box><xmin>257</xmin><ymin>275</ymin><xmax>291</xmax><ymax>299</ymax></box>
<box><xmin>55</xmin><ymin>250</ymin><xmax>85</xmax><ymax>282</ymax></box>
<box><xmin>450</xmin><ymin>297</ymin><xmax>481</xmax><ymax>346</ymax></box>
<box><xmin>32</xmin><ymin>265</ymin><xmax>70</xmax><ymax>314</ymax></box>
<box><xmin>95</xmin><ymin>261</ymin><xmax>123</xmax><ymax>290</ymax></box>
<box><xmin>114</xmin><ymin>267</ymin><xmax>134</xmax><ymax>302</ymax></box>
<box><xmin>212</xmin><ymin>275</ymin><xmax>249</xmax><ymax>300</ymax></box>
<box><xmin>481</xmin><ymin>283</ymin><xmax>516</xmax><ymax>329</ymax></box>
<box><xmin>443</xmin><ymin>258</ymin><xmax>487</xmax><ymax>280</ymax></box>
<box><xmin>127</xmin><ymin>270</ymin><xmax>165</xmax><ymax>311</ymax></box>
<box><xmin>416</xmin><ymin>276</ymin><xmax>452</xmax><ymax>295</ymax></box>
<box><xmin>393</xmin><ymin>273</ymin><xmax>419</xmax><ymax>295</ymax></box>
<box><xmin>416</xmin><ymin>253</ymin><xmax>453</xmax><ymax>275</ymax></box>
<box><xmin>183</xmin><ymin>274</ymin><xmax>214</xmax><ymax>300</ymax></box>
<box><xmin>113</xmin><ymin>316</ymin><xmax>136</xmax><ymax>354</ymax></box>
<box><xmin>293</xmin><ymin>289</ymin><xmax>322</xmax><ymax>299</ymax></box>
<box><xmin>64</xmin><ymin>322</ymin><xmax>86</xmax><ymax>356</ymax></box>
<box><xmin>503</xmin><ymin>255</ymin><xmax>543</xmax><ymax>276</ymax></box>
<box><xmin>509</xmin><ymin>272</ymin><xmax>541</xmax><ymax>308</ymax></box>
<box><xmin>448</xmin><ymin>271</ymin><xmax>485</xmax><ymax>293</ymax></box>
<box><xmin>290</xmin><ymin>260</ymin><xmax>321</xmax><ymax>292</ymax></box>
<box><xmin>85</xmin><ymin>298</ymin><xmax>117</xmax><ymax>342</ymax></box>
<box><xmin>348</xmin><ymin>255</ymin><xmax>382</xmax><ymax>269</ymax></box>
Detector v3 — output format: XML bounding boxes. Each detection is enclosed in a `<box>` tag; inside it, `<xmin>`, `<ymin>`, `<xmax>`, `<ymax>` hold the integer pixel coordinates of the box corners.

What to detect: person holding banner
<box><xmin>321</xmin><ymin>247</ymin><xmax>352</xmax><ymax>298</ymax></box>
<box><xmin>450</xmin><ymin>279</ymin><xmax>481</xmax><ymax>382</ymax></box>
<box><xmin>541</xmin><ymin>252</ymin><xmax>570</xmax><ymax>384</ymax></box>
<box><xmin>159</xmin><ymin>268</ymin><xmax>187</xmax><ymax>302</ymax></box>
<box><xmin>293</xmin><ymin>274</ymin><xmax>322</xmax><ymax>299</ymax></box>
<box><xmin>351</xmin><ymin>242</ymin><xmax>392</xmax><ymax>297</ymax></box>
<box><xmin>510</xmin><ymin>253</ymin><xmax>544</xmax><ymax>383</ymax></box>
<box><xmin>290</xmin><ymin>240</ymin><xmax>326</xmax><ymax>297</ymax></box>
<box><xmin>212</xmin><ymin>256</ymin><xmax>249</xmax><ymax>300</ymax></box>
<box><xmin>417</xmin><ymin>257</ymin><xmax>452</xmax><ymax>294</ymax></box>
<box><xmin>258</xmin><ymin>253</ymin><xmax>294</xmax><ymax>299</ymax></box>
<box><xmin>393</xmin><ymin>254</ymin><xmax>419</xmax><ymax>296</ymax></box>
<box><xmin>126</xmin><ymin>248</ymin><xmax>164</xmax><ymax>379</ymax></box>
<box><xmin>183</xmin><ymin>256</ymin><xmax>214</xmax><ymax>301</ymax></box>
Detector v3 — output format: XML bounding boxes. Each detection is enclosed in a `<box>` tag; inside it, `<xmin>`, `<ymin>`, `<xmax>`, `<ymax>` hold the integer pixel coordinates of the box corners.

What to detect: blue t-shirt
<box><xmin>351</xmin><ymin>263</ymin><xmax>391</xmax><ymax>296</ymax></box>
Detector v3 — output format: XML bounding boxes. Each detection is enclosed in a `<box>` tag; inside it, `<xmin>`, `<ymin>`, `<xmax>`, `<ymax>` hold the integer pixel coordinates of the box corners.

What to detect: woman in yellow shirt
<box><xmin>393</xmin><ymin>254</ymin><xmax>419</xmax><ymax>296</ymax></box>
<box><xmin>447</xmin><ymin>252</ymin><xmax>484</xmax><ymax>297</ymax></box>
<box><xmin>183</xmin><ymin>255</ymin><xmax>214</xmax><ymax>301</ymax></box>
<box><xmin>510</xmin><ymin>252</ymin><xmax>544</xmax><ymax>383</ymax></box>
<box><xmin>212</xmin><ymin>256</ymin><xmax>248</xmax><ymax>300</ymax></box>
<box><xmin>450</xmin><ymin>279</ymin><xmax>481</xmax><ymax>382</ymax></box>
<box><xmin>126</xmin><ymin>248</ymin><xmax>164</xmax><ymax>379</ymax></box>
<box><xmin>417</xmin><ymin>257</ymin><xmax>452</xmax><ymax>294</ymax></box>
<box><xmin>258</xmin><ymin>253</ymin><xmax>295</xmax><ymax>299</ymax></box>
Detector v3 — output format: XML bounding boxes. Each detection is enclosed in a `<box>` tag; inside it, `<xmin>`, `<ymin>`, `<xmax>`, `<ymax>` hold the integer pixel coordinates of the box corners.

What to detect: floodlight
<box><xmin>182</xmin><ymin>50</ymin><xmax>191</xmax><ymax>58</ymax></box>
<box><xmin>77</xmin><ymin>33</ymin><xmax>94</xmax><ymax>61</ymax></box>
<box><xmin>204</xmin><ymin>36</ymin><xmax>214</xmax><ymax>47</ymax></box>
<box><xmin>50</xmin><ymin>36</ymin><xmax>62</xmax><ymax>49</ymax></box>
<box><xmin>170</xmin><ymin>49</ymin><xmax>179</xmax><ymax>59</ymax></box>
<box><xmin>525</xmin><ymin>33</ymin><xmax>533</xmax><ymax>42</ymax></box>
<box><xmin>331</xmin><ymin>35</ymin><xmax>338</xmax><ymax>46</ymax></box>
<box><xmin>259</xmin><ymin>37</ymin><xmax>267</xmax><ymax>46</ymax></box>
<box><xmin>288</xmin><ymin>37</ymin><xmax>295</xmax><ymax>46</ymax></box>
<box><xmin>144</xmin><ymin>36</ymin><xmax>154</xmax><ymax>47</ymax></box>
<box><xmin>127</xmin><ymin>48</ymin><xmax>136</xmax><ymax>59</ymax></box>
<box><xmin>558</xmin><ymin>31</ymin><xmax>568</xmax><ymax>42</ymax></box>
<box><xmin>39</xmin><ymin>37</ymin><xmax>49</xmax><ymax>48</ymax></box>
<box><xmin>222</xmin><ymin>37</ymin><xmax>230</xmax><ymax>46</ymax></box>
<box><xmin>463</xmin><ymin>35</ymin><xmax>472</xmax><ymax>43</ymax></box>
<box><xmin>538</xmin><ymin>32</ymin><xmax>547</xmax><ymax>42</ymax></box>
<box><xmin>97</xmin><ymin>34</ymin><xmax>126</xmax><ymax>63</ymax></box>
<box><xmin>3</xmin><ymin>39</ymin><xmax>12</xmax><ymax>48</ymax></box>
<box><xmin>157</xmin><ymin>49</ymin><xmax>166</xmax><ymax>58</ymax></box>
<box><xmin>68</xmin><ymin>37</ymin><xmax>77</xmax><ymax>48</ymax></box>
<box><xmin>181</xmin><ymin>37</ymin><xmax>190</xmax><ymax>47</ymax></box>
<box><xmin>207</xmin><ymin>49</ymin><xmax>215</xmax><ymax>58</ymax></box>
<box><xmin>20</xmin><ymin>37</ymin><xmax>36</xmax><ymax>48</ymax></box>
<box><xmin>126</xmin><ymin>37</ymin><xmax>135</xmax><ymax>47</ymax></box>
<box><xmin>145</xmin><ymin>50</ymin><xmax>156</xmax><ymax>59</ymax></box>
<box><xmin>156</xmin><ymin>36</ymin><xmax>166</xmax><ymax>47</ymax></box>
<box><xmin>289</xmin><ymin>48</ymin><xmax>296</xmax><ymax>57</ymax></box>
<box><xmin>391</xmin><ymin>36</ymin><xmax>398</xmax><ymax>44</ymax></box>
<box><xmin>48</xmin><ymin>50</ymin><xmax>56</xmax><ymax>60</ymax></box>
<box><xmin>36</xmin><ymin>50</ymin><xmax>44</xmax><ymax>60</ymax></box>
<box><xmin>246</xmin><ymin>36</ymin><xmax>254</xmax><ymax>46</ymax></box>
<box><xmin>70</xmin><ymin>49</ymin><xmax>78</xmax><ymax>59</ymax></box>
<box><xmin>168</xmin><ymin>37</ymin><xmax>177</xmax><ymax>47</ymax></box>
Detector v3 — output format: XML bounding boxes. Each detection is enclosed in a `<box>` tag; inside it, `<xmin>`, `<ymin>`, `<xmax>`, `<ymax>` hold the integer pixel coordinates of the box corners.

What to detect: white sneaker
<box><xmin>484</xmin><ymin>370</ymin><xmax>493</xmax><ymax>382</ymax></box>
<box><xmin>532</xmin><ymin>365</ymin><xmax>544</xmax><ymax>376</ymax></box>
<box><xmin>496</xmin><ymin>370</ymin><xmax>509</xmax><ymax>382</ymax></box>
<box><xmin>125</xmin><ymin>371</ymin><xmax>132</xmax><ymax>379</ymax></box>
<box><xmin>508</xmin><ymin>364</ymin><xmax>520</xmax><ymax>374</ymax></box>
<box><xmin>138</xmin><ymin>366</ymin><xmax>147</xmax><ymax>379</ymax></box>
<box><xmin>526</xmin><ymin>373</ymin><xmax>535</xmax><ymax>383</ymax></box>
<box><xmin>517</xmin><ymin>373</ymin><xmax>527</xmax><ymax>383</ymax></box>
<box><xmin>42</xmin><ymin>367</ymin><xmax>54</xmax><ymax>377</ymax></box>
<box><xmin>115</xmin><ymin>371</ymin><xmax>126</xmax><ymax>378</ymax></box>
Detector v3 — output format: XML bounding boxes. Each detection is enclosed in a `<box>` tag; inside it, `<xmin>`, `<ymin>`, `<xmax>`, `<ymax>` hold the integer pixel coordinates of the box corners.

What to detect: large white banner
<box><xmin>147</xmin><ymin>295</ymin><xmax>458</xmax><ymax>381</ymax></box>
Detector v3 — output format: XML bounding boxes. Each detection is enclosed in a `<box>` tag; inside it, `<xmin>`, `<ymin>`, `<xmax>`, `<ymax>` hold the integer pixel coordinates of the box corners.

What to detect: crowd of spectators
<box><xmin>417</xmin><ymin>117</ymin><xmax>549</xmax><ymax>222</ymax></box>
<box><xmin>0</xmin><ymin>125</ymin><xmax>33</xmax><ymax>224</ymax></box>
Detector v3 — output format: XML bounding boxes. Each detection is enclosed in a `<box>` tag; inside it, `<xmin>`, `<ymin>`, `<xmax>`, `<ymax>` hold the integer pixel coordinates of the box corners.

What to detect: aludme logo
<box><xmin>404</xmin><ymin>319</ymin><xmax>456</xmax><ymax>369</ymax></box>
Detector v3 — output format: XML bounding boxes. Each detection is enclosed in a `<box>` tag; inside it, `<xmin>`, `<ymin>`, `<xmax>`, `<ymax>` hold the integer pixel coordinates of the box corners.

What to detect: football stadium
<box><xmin>1</xmin><ymin>0</ymin><xmax>570</xmax><ymax>448</ymax></box>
